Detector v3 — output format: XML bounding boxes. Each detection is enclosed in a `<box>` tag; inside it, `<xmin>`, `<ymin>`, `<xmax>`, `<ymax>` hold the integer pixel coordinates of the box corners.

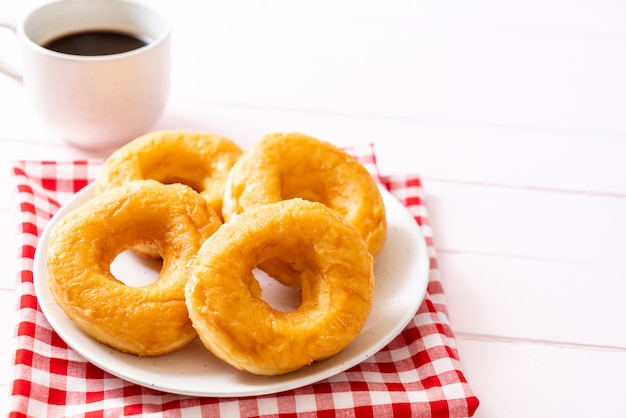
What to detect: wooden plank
<box><xmin>158</xmin><ymin>15</ymin><xmax>626</xmax><ymax>134</ymax></box>
<box><xmin>440</xmin><ymin>251</ymin><xmax>626</xmax><ymax>348</ymax></box>
<box><xmin>456</xmin><ymin>336</ymin><xmax>626</xmax><ymax>418</ymax></box>
<box><xmin>424</xmin><ymin>180</ymin><xmax>626</xmax><ymax>264</ymax></box>
<box><xmin>0</xmin><ymin>385</ymin><xmax>9</xmax><ymax>418</ymax></box>
<box><xmin>0</xmin><ymin>213</ymin><xmax>17</xmax><ymax>288</ymax></box>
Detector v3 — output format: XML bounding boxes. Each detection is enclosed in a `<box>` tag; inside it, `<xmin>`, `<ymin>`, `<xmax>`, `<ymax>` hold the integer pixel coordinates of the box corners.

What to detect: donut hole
<box><xmin>279</xmin><ymin>171</ymin><xmax>329</xmax><ymax>204</ymax></box>
<box><xmin>278</xmin><ymin>177</ymin><xmax>351</xmax><ymax>219</ymax></box>
<box><xmin>253</xmin><ymin>268</ymin><xmax>301</xmax><ymax>312</ymax></box>
<box><xmin>156</xmin><ymin>174</ymin><xmax>204</xmax><ymax>195</ymax></box>
<box><xmin>110</xmin><ymin>250</ymin><xmax>162</xmax><ymax>287</ymax></box>
<box><xmin>141</xmin><ymin>156</ymin><xmax>207</xmax><ymax>194</ymax></box>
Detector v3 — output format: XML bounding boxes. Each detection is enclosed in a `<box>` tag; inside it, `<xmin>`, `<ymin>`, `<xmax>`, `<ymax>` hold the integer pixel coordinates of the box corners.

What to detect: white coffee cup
<box><xmin>0</xmin><ymin>0</ymin><xmax>170</xmax><ymax>150</ymax></box>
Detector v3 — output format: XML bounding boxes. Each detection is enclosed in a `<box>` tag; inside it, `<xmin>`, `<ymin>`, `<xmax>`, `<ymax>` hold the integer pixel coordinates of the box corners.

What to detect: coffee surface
<box><xmin>43</xmin><ymin>30</ymin><xmax>148</xmax><ymax>56</ymax></box>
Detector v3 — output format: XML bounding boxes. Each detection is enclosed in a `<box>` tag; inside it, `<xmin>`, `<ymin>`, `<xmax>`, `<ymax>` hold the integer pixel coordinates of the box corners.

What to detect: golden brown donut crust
<box><xmin>222</xmin><ymin>132</ymin><xmax>386</xmax><ymax>288</ymax></box>
<box><xmin>94</xmin><ymin>129</ymin><xmax>242</xmax><ymax>219</ymax></box>
<box><xmin>47</xmin><ymin>180</ymin><xmax>222</xmax><ymax>356</ymax></box>
<box><xmin>185</xmin><ymin>198</ymin><xmax>374</xmax><ymax>376</ymax></box>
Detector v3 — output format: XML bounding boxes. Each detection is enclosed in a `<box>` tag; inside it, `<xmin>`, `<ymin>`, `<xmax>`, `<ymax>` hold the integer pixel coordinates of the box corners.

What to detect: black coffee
<box><xmin>43</xmin><ymin>30</ymin><xmax>148</xmax><ymax>56</ymax></box>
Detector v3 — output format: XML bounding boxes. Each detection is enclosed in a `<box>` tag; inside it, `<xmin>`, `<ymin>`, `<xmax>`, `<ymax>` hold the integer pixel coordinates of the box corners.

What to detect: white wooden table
<box><xmin>2</xmin><ymin>1</ymin><xmax>626</xmax><ymax>416</ymax></box>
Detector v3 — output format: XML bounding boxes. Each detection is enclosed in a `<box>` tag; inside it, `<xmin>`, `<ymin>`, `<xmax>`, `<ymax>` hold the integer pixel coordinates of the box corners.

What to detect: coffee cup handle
<box><xmin>0</xmin><ymin>21</ymin><xmax>23</xmax><ymax>82</ymax></box>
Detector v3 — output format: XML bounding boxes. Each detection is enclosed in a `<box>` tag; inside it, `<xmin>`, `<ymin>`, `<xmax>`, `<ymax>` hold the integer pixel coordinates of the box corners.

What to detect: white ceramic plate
<box><xmin>33</xmin><ymin>184</ymin><xmax>430</xmax><ymax>397</ymax></box>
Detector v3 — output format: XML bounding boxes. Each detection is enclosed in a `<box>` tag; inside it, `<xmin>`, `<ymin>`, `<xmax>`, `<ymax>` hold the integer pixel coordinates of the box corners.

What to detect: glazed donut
<box><xmin>222</xmin><ymin>132</ymin><xmax>386</xmax><ymax>288</ymax></box>
<box><xmin>186</xmin><ymin>198</ymin><xmax>374</xmax><ymax>375</ymax></box>
<box><xmin>94</xmin><ymin>130</ymin><xmax>241</xmax><ymax>258</ymax></box>
<box><xmin>94</xmin><ymin>129</ymin><xmax>242</xmax><ymax>218</ymax></box>
<box><xmin>46</xmin><ymin>180</ymin><xmax>222</xmax><ymax>356</ymax></box>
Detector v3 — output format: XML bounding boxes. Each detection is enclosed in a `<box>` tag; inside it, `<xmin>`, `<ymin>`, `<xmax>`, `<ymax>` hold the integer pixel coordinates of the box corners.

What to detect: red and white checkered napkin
<box><xmin>8</xmin><ymin>146</ymin><xmax>479</xmax><ymax>418</ymax></box>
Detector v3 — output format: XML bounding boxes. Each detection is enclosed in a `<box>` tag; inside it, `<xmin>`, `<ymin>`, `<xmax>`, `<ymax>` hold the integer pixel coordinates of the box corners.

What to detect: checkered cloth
<box><xmin>8</xmin><ymin>145</ymin><xmax>479</xmax><ymax>417</ymax></box>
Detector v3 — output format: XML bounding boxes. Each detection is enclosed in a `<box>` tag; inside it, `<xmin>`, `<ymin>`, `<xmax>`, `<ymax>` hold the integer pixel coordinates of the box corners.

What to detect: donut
<box><xmin>222</xmin><ymin>132</ymin><xmax>386</xmax><ymax>288</ymax></box>
<box><xmin>185</xmin><ymin>198</ymin><xmax>374</xmax><ymax>375</ymax></box>
<box><xmin>94</xmin><ymin>130</ymin><xmax>241</xmax><ymax>258</ymax></box>
<box><xmin>46</xmin><ymin>180</ymin><xmax>223</xmax><ymax>356</ymax></box>
<box><xmin>94</xmin><ymin>129</ymin><xmax>242</xmax><ymax>219</ymax></box>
